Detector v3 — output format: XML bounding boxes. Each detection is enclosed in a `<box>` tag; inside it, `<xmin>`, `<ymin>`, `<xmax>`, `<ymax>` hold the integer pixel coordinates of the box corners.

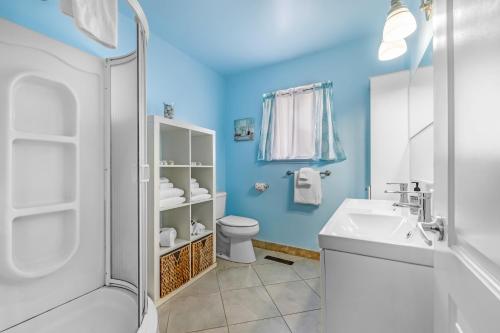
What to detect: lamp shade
<box><xmin>378</xmin><ymin>39</ymin><xmax>407</xmax><ymax>61</ymax></box>
<box><xmin>382</xmin><ymin>0</ymin><xmax>417</xmax><ymax>41</ymax></box>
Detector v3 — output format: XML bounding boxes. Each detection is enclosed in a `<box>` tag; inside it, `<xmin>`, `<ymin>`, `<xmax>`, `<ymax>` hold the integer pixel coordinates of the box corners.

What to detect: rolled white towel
<box><xmin>159</xmin><ymin>188</ymin><xmax>184</xmax><ymax>199</ymax></box>
<box><xmin>191</xmin><ymin>193</ymin><xmax>211</xmax><ymax>202</ymax></box>
<box><xmin>160</xmin><ymin>196</ymin><xmax>186</xmax><ymax>208</ymax></box>
<box><xmin>160</xmin><ymin>177</ymin><xmax>170</xmax><ymax>183</ymax></box>
<box><xmin>190</xmin><ymin>182</ymin><xmax>200</xmax><ymax>189</ymax></box>
<box><xmin>191</xmin><ymin>188</ymin><xmax>209</xmax><ymax>196</ymax></box>
<box><xmin>192</xmin><ymin>222</ymin><xmax>206</xmax><ymax>236</ymax></box>
<box><xmin>159</xmin><ymin>182</ymin><xmax>174</xmax><ymax>190</ymax></box>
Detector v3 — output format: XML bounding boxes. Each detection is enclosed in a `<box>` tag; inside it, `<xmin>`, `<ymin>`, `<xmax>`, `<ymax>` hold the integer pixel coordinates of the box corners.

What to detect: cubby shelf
<box><xmin>159</xmin><ymin>202</ymin><xmax>190</xmax><ymax>212</ymax></box>
<box><xmin>159</xmin><ymin>239</ymin><xmax>190</xmax><ymax>256</ymax></box>
<box><xmin>147</xmin><ymin>116</ymin><xmax>216</xmax><ymax>305</ymax></box>
<box><xmin>190</xmin><ymin>198</ymin><xmax>213</xmax><ymax>205</ymax></box>
<box><xmin>190</xmin><ymin>230</ymin><xmax>213</xmax><ymax>242</ymax></box>
<box><xmin>159</xmin><ymin>165</ymin><xmax>190</xmax><ymax>168</ymax></box>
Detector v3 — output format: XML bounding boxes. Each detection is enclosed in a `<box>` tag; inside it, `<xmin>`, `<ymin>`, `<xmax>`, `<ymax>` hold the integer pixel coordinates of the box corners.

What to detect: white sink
<box><xmin>319</xmin><ymin>199</ymin><xmax>433</xmax><ymax>266</ymax></box>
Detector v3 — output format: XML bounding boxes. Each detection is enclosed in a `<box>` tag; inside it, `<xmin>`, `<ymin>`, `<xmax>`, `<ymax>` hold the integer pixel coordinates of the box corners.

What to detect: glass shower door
<box><xmin>105</xmin><ymin>22</ymin><xmax>148</xmax><ymax>327</ymax></box>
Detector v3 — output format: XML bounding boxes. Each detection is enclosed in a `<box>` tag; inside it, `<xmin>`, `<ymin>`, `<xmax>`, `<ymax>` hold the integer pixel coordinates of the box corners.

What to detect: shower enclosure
<box><xmin>0</xmin><ymin>3</ymin><xmax>155</xmax><ymax>332</ymax></box>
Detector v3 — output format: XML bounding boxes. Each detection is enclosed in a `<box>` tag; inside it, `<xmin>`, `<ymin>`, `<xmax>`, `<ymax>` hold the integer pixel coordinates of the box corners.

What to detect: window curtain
<box><xmin>258</xmin><ymin>82</ymin><xmax>346</xmax><ymax>162</ymax></box>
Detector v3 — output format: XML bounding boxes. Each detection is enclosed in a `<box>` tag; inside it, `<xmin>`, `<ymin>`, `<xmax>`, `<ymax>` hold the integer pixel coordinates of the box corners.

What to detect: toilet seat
<box><xmin>218</xmin><ymin>215</ymin><xmax>258</xmax><ymax>227</ymax></box>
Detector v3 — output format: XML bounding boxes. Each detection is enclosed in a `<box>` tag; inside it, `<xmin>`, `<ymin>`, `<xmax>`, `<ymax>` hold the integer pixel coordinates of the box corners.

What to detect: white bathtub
<box><xmin>6</xmin><ymin>287</ymin><xmax>158</xmax><ymax>333</ymax></box>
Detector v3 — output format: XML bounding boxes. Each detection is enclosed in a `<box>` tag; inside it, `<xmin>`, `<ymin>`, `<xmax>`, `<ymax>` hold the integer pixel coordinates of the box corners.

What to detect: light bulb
<box><xmin>383</xmin><ymin>1</ymin><xmax>417</xmax><ymax>41</ymax></box>
<box><xmin>378</xmin><ymin>39</ymin><xmax>407</xmax><ymax>61</ymax></box>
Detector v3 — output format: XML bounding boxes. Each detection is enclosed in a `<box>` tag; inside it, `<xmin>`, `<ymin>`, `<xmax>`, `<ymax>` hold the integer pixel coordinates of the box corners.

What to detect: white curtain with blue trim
<box><xmin>258</xmin><ymin>82</ymin><xmax>346</xmax><ymax>162</ymax></box>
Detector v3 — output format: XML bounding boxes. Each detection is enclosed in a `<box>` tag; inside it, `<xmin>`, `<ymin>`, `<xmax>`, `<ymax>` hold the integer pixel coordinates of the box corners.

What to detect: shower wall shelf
<box><xmin>2</xmin><ymin>71</ymin><xmax>80</xmax><ymax>281</ymax></box>
<box><xmin>147</xmin><ymin>116</ymin><xmax>216</xmax><ymax>305</ymax></box>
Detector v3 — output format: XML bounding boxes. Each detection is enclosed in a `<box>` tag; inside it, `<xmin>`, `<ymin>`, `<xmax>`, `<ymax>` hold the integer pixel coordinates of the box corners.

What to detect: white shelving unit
<box><xmin>147</xmin><ymin>116</ymin><xmax>216</xmax><ymax>304</ymax></box>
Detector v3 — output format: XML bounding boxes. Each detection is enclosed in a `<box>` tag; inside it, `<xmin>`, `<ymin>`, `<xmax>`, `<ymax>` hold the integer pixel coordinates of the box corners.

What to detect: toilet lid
<box><xmin>219</xmin><ymin>215</ymin><xmax>258</xmax><ymax>227</ymax></box>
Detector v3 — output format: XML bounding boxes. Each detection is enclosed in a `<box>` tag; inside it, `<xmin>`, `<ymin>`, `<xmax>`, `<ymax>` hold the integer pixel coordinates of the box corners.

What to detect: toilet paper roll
<box><xmin>255</xmin><ymin>182</ymin><xmax>269</xmax><ymax>192</ymax></box>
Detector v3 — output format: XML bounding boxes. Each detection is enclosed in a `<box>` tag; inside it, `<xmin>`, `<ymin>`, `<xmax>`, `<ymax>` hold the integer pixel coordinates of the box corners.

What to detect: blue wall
<box><xmin>224</xmin><ymin>37</ymin><xmax>409</xmax><ymax>250</ymax></box>
<box><xmin>0</xmin><ymin>0</ymin><xmax>226</xmax><ymax>189</ymax></box>
<box><xmin>1</xmin><ymin>1</ymin><xmax>417</xmax><ymax>250</ymax></box>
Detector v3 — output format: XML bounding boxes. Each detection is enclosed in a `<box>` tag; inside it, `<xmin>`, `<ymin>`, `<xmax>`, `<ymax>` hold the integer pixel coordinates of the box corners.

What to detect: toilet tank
<box><xmin>215</xmin><ymin>192</ymin><xmax>227</xmax><ymax>219</ymax></box>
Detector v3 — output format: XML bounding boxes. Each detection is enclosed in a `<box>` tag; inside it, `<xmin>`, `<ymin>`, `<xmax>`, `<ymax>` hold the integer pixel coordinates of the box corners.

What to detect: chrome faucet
<box><xmin>386</xmin><ymin>191</ymin><xmax>433</xmax><ymax>223</ymax></box>
<box><xmin>385</xmin><ymin>182</ymin><xmax>409</xmax><ymax>204</ymax></box>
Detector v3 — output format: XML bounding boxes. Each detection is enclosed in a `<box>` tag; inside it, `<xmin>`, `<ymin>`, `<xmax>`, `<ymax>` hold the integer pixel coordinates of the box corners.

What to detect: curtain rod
<box><xmin>263</xmin><ymin>81</ymin><xmax>332</xmax><ymax>98</ymax></box>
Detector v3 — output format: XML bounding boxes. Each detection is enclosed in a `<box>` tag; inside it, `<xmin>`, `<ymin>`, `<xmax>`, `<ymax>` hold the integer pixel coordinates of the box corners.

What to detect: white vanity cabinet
<box><xmin>318</xmin><ymin>199</ymin><xmax>434</xmax><ymax>333</ymax></box>
<box><xmin>321</xmin><ymin>249</ymin><xmax>433</xmax><ymax>333</ymax></box>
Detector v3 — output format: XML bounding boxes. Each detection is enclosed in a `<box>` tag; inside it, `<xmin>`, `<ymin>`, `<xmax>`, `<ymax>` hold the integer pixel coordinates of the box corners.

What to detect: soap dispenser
<box><xmin>409</xmin><ymin>181</ymin><xmax>421</xmax><ymax>215</ymax></box>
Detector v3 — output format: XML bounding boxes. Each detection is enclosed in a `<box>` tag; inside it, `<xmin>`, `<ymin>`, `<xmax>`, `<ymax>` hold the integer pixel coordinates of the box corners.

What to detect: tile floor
<box><xmin>158</xmin><ymin>248</ymin><xmax>322</xmax><ymax>333</ymax></box>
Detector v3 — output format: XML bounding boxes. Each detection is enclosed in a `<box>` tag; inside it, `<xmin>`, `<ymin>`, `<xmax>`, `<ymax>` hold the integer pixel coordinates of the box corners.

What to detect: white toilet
<box><xmin>216</xmin><ymin>192</ymin><xmax>259</xmax><ymax>263</ymax></box>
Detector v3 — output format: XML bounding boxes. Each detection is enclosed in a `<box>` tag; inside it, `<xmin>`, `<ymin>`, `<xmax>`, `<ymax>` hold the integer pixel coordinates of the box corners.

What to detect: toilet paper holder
<box><xmin>255</xmin><ymin>182</ymin><xmax>269</xmax><ymax>192</ymax></box>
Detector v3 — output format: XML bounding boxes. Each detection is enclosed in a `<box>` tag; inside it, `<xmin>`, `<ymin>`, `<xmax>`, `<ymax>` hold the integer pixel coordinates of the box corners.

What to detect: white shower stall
<box><xmin>0</xmin><ymin>10</ymin><xmax>156</xmax><ymax>333</ymax></box>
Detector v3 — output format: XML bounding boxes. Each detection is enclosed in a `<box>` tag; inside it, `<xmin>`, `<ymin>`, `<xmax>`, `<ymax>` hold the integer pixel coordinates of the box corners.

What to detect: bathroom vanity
<box><xmin>319</xmin><ymin>199</ymin><xmax>434</xmax><ymax>333</ymax></box>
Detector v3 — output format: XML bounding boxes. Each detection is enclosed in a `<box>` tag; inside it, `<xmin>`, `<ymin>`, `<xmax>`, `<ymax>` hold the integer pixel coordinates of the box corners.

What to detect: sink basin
<box><xmin>319</xmin><ymin>199</ymin><xmax>433</xmax><ymax>266</ymax></box>
<box><xmin>341</xmin><ymin>213</ymin><xmax>405</xmax><ymax>239</ymax></box>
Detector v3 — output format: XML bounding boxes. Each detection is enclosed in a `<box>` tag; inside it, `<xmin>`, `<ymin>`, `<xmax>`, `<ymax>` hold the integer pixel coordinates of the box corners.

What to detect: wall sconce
<box><xmin>382</xmin><ymin>0</ymin><xmax>417</xmax><ymax>42</ymax></box>
<box><xmin>420</xmin><ymin>0</ymin><xmax>433</xmax><ymax>21</ymax></box>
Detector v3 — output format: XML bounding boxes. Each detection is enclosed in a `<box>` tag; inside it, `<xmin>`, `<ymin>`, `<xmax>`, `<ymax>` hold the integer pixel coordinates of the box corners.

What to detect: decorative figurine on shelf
<box><xmin>163</xmin><ymin>103</ymin><xmax>174</xmax><ymax>119</ymax></box>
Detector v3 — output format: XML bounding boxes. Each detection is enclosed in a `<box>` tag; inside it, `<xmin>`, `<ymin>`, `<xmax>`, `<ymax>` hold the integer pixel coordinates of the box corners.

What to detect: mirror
<box><xmin>408</xmin><ymin>41</ymin><xmax>433</xmax><ymax>185</ymax></box>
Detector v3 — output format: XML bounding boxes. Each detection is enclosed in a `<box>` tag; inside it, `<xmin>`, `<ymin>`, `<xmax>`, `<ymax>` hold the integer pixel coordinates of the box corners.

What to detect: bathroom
<box><xmin>0</xmin><ymin>0</ymin><xmax>499</xmax><ymax>332</ymax></box>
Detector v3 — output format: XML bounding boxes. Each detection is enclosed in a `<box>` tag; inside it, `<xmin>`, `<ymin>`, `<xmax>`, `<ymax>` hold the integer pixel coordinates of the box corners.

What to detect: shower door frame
<box><xmin>103</xmin><ymin>22</ymin><xmax>148</xmax><ymax>327</ymax></box>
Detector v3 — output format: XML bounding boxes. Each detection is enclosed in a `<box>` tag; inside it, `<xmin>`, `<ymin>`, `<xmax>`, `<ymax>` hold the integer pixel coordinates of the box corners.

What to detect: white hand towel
<box><xmin>191</xmin><ymin>188</ymin><xmax>209</xmax><ymax>196</ymax></box>
<box><xmin>294</xmin><ymin>170</ymin><xmax>321</xmax><ymax>205</ymax></box>
<box><xmin>297</xmin><ymin>167</ymin><xmax>314</xmax><ymax>186</ymax></box>
<box><xmin>159</xmin><ymin>182</ymin><xmax>174</xmax><ymax>190</ymax></box>
<box><xmin>159</xmin><ymin>188</ymin><xmax>184</xmax><ymax>199</ymax></box>
<box><xmin>159</xmin><ymin>196</ymin><xmax>186</xmax><ymax>208</ymax></box>
<box><xmin>191</xmin><ymin>193</ymin><xmax>212</xmax><ymax>202</ymax></box>
<box><xmin>190</xmin><ymin>182</ymin><xmax>200</xmax><ymax>189</ymax></box>
<box><xmin>159</xmin><ymin>177</ymin><xmax>170</xmax><ymax>183</ymax></box>
<box><xmin>159</xmin><ymin>228</ymin><xmax>177</xmax><ymax>247</ymax></box>
<box><xmin>60</xmin><ymin>0</ymin><xmax>118</xmax><ymax>48</ymax></box>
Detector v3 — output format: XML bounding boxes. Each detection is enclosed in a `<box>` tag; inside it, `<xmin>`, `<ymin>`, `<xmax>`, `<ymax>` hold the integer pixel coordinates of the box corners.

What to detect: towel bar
<box><xmin>286</xmin><ymin>170</ymin><xmax>331</xmax><ymax>177</ymax></box>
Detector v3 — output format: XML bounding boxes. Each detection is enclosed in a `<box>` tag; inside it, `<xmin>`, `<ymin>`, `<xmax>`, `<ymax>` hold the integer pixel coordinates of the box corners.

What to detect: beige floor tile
<box><xmin>157</xmin><ymin>302</ymin><xmax>170</xmax><ymax>333</ymax></box>
<box><xmin>228</xmin><ymin>317</ymin><xmax>290</xmax><ymax>333</ymax></box>
<box><xmin>221</xmin><ymin>286</ymin><xmax>280</xmax><ymax>324</ymax></box>
<box><xmin>196</xmin><ymin>327</ymin><xmax>229</xmax><ymax>333</ymax></box>
<box><xmin>266</xmin><ymin>281</ymin><xmax>320</xmax><ymax>315</ymax></box>
<box><xmin>291</xmin><ymin>259</ymin><xmax>320</xmax><ymax>279</ymax></box>
<box><xmin>253</xmin><ymin>263</ymin><xmax>301</xmax><ymax>285</ymax></box>
<box><xmin>166</xmin><ymin>292</ymin><xmax>226</xmax><ymax>332</ymax></box>
<box><xmin>217</xmin><ymin>266</ymin><xmax>262</xmax><ymax>291</ymax></box>
<box><xmin>174</xmin><ymin>270</ymin><xmax>219</xmax><ymax>298</ymax></box>
<box><xmin>284</xmin><ymin>310</ymin><xmax>322</xmax><ymax>333</ymax></box>
<box><xmin>217</xmin><ymin>258</ymin><xmax>251</xmax><ymax>271</ymax></box>
<box><xmin>304</xmin><ymin>278</ymin><xmax>320</xmax><ymax>295</ymax></box>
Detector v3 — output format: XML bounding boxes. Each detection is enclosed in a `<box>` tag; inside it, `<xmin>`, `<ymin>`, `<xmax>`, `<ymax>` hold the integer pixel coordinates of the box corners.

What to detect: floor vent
<box><xmin>264</xmin><ymin>255</ymin><xmax>294</xmax><ymax>265</ymax></box>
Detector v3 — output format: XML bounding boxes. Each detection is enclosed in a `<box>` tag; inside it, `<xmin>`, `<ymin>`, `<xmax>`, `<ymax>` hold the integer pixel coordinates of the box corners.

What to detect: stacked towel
<box><xmin>190</xmin><ymin>178</ymin><xmax>212</xmax><ymax>202</ymax></box>
<box><xmin>159</xmin><ymin>178</ymin><xmax>186</xmax><ymax>208</ymax></box>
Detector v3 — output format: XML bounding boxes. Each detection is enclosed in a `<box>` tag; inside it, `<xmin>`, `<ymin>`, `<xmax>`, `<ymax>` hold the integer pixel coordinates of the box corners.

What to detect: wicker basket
<box><xmin>191</xmin><ymin>233</ymin><xmax>214</xmax><ymax>277</ymax></box>
<box><xmin>160</xmin><ymin>245</ymin><xmax>190</xmax><ymax>298</ymax></box>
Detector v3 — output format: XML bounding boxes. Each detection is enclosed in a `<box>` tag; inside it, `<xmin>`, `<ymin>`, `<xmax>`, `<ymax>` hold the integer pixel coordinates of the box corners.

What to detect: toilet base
<box><xmin>217</xmin><ymin>238</ymin><xmax>256</xmax><ymax>264</ymax></box>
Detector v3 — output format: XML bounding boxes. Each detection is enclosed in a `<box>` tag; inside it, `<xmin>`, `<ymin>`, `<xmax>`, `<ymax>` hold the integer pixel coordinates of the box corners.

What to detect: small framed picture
<box><xmin>234</xmin><ymin>118</ymin><xmax>255</xmax><ymax>141</ymax></box>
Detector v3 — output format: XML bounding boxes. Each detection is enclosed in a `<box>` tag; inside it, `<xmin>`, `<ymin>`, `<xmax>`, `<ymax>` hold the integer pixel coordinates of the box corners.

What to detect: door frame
<box><xmin>433</xmin><ymin>0</ymin><xmax>500</xmax><ymax>331</ymax></box>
